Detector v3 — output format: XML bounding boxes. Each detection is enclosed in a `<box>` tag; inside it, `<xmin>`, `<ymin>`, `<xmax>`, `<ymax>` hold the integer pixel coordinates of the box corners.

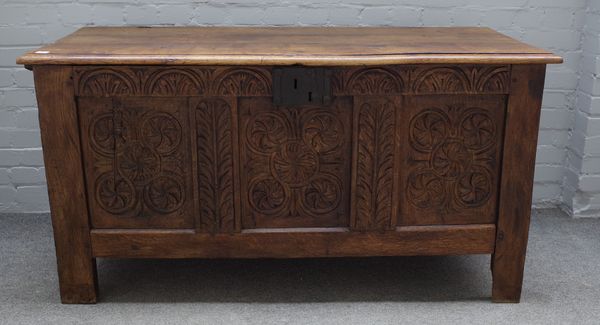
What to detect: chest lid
<box><xmin>17</xmin><ymin>26</ymin><xmax>562</xmax><ymax>66</ymax></box>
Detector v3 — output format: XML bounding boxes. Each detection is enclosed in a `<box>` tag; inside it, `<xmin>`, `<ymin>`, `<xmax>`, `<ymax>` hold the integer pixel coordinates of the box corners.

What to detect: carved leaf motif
<box><xmin>413</xmin><ymin>67</ymin><xmax>469</xmax><ymax>93</ymax></box>
<box><xmin>79</xmin><ymin>69</ymin><xmax>136</xmax><ymax>96</ymax></box>
<box><xmin>355</xmin><ymin>100</ymin><xmax>395</xmax><ymax>231</ymax></box>
<box><xmin>476</xmin><ymin>66</ymin><xmax>509</xmax><ymax>93</ymax></box>
<box><xmin>146</xmin><ymin>70</ymin><xmax>205</xmax><ymax>95</ymax></box>
<box><xmin>214</xmin><ymin>68</ymin><xmax>271</xmax><ymax>96</ymax></box>
<box><xmin>347</xmin><ymin>68</ymin><xmax>403</xmax><ymax>95</ymax></box>
<box><xmin>331</xmin><ymin>72</ymin><xmax>344</xmax><ymax>94</ymax></box>
<box><xmin>196</xmin><ymin>99</ymin><xmax>235</xmax><ymax>233</ymax></box>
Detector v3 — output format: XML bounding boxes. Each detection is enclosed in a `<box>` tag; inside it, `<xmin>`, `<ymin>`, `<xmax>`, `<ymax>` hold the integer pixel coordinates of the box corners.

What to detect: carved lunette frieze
<box><xmin>332</xmin><ymin>65</ymin><xmax>510</xmax><ymax>95</ymax></box>
<box><xmin>74</xmin><ymin>65</ymin><xmax>509</xmax><ymax>97</ymax></box>
<box><xmin>74</xmin><ymin>67</ymin><xmax>272</xmax><ymax>97</ymax></box>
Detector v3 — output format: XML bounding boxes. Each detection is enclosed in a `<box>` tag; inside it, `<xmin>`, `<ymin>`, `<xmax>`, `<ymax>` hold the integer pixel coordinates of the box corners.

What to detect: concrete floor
<box><xmin>1</xmin><ymin>209</ymin><xmax>599</xmax><ymax>324</ymax></box>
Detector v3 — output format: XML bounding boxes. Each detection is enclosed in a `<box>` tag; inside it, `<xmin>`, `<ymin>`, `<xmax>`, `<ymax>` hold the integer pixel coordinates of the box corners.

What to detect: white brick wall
<box><xmin>0</xmin><ymin>0</ymin><xmax>594</xmax><ymax>215</ymax></box>
<box><xmin>562</xmin><ymin>2</ymin><xmax>600</xmax><ymax>217</ymax></box>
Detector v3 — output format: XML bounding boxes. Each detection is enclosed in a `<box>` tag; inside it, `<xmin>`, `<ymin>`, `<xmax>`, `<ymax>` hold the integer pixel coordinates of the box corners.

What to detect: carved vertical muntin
<box><xmin>351</xmin><ymin>96</ymin><xmax>400</xmax><ymax>231</ymax></box>
<box><xmin>193</xmin><ymin>97</ymin><xmax>239</xmax><ymax>233</ymax></box>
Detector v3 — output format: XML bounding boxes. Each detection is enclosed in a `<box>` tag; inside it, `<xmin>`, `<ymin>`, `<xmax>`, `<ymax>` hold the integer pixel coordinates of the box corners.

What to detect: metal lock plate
<box><xmin>273</xmin><ymin>67</ymin><xmax>332</xmax><ymax>106</ymax></box>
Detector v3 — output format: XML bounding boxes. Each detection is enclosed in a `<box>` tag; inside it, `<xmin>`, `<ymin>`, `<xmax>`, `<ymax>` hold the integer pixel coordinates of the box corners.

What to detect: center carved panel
<box><xmin>239</xmin><ymin>97</ymin><xmax>352</xmax><ymax>228</ymax></box>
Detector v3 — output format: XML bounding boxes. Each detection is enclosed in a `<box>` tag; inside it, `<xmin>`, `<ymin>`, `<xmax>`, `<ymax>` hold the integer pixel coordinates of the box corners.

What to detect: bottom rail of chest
<box><xmin>90</xmin><ymin>224</ymin><xmax>496</xmax><ymax>258</ymax></box>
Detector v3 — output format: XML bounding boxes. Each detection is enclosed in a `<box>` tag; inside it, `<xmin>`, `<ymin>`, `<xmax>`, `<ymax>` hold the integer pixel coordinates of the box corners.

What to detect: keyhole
<box><xmin>294</xmin><ymin>78</ymin><xmax>298</xmax><ymax>89</ymax></box>
<box><xmin>308</xmin><ymin>91</ymin><xmax>312</xmax><ymax>102</ymax></box>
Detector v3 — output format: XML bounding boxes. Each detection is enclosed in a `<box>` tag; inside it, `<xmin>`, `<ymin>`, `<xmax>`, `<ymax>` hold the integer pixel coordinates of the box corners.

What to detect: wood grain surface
<box><xmin>17</xmin><ymin>27</ymin><xmax>562</xmax><ymax>66</ymax></box>
<box><xmin>33</xmin><ymin>66</ymin><xmax>98</xmax><ymax>303</ymax></box>
<box><xmin>90</xmin><ymin>224</ymin><xmax>496</xmax><ymax>258</ymax></box>
<box><xmin>21</xmin><ymin>27</ymin><xmax>559</xmax><ymax>303</ymax></box>
<box><xmin>492</xmin><ymin>65</ymin><xmax>546</xmax><ymax>303</ymax></box>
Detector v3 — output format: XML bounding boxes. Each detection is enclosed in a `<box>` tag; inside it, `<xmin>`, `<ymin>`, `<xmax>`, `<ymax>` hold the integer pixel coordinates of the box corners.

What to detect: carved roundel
<box><xmin>271</xmin><ymin>140</ymin><xmax>319</xmax><ymax>188</ymax></box>
<box><xmin>90</xmin><ymin>113</ymin><xmax>122</xmax><ymax>156</ymax></box>
<box><xmin>248</xmin><ymin>178</ymin><xmax>288</xmax><ymax>215</ymax></box>
<box><xmin>407</xmin><ymin>171</ymin><xmax>445</xmax><ymax>209</ymax></box>
<box><xmin>302</xmin><ymin>111</ymin><xmax>344</xmax><ymax>154</ymax></box>
<box><xmin>460</xmin><ymin>110</ymin><xmax>496</xmax><ymax>150</ymax></box>
<box><xmin>141</xmin><ymin>112</ymin><xmax>182</xmax><ymax>154</ymax></box>
<box><xmin>302</xmin><ymin>174</ymin><xmax>342</xmax><ymax>215</ymax></box>
<box><xmin>431</xmin><ymin>140</ymin><xmax>473</xmax><ymax>179</ymax></box>
<box><xmin>95</xmin><ymin>172</ymin><xmax>136</xmax><ymax>214</ymax></box>
<box><xmin>246</xmin><ymin>112</ymin><xmax>289</xmax><ymax>154</ymax></box>
<box><xmin>117</xmin><ymin>143</ymin><xmax>161</xmax><ymax>185</ymax></box>
<box><xmin>409</xmin><ymin>109</ymin><xmax>449</xmax><ymax>151</ymax></box>
<box><xmin>144</xmin><ymin>175</ymin><xmax>185</xmax><ymax>213</ymax></box>
<box><xmin>455</xmin><ymin>167</ymin><xmax>493</xmax><ymax>207</ymax></box>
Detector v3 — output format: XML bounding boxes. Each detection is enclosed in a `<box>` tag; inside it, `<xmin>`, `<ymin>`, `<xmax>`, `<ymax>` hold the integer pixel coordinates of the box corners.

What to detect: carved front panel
<box><xmin>239</xmin><ymin>97</ymin><xmax>352</xmax><ymax>228</ymax></box>
<box><xmin>79</xmin><ymin>97</ymin><xmax>194</xmax><ymax>228</ymax></box>
<box><xmin>399</xmin><ymin>95</ymin><xmax>505</xmax><ymax>225</ymax></box>
<box><xmin>74</xmin><ymin>65</ymin><xmax>509</xmax><ymax>231</ymax></box>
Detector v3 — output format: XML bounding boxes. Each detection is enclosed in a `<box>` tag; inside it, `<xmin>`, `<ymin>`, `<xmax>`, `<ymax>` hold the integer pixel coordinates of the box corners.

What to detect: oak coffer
<box><xmin>17</xmin><ymin>27</ymin><xmax>562</xmax><ymax>304</ymax></box>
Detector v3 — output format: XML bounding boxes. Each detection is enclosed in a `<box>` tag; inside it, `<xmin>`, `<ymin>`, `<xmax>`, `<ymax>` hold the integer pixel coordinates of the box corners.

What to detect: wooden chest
<box><xmin>17</xmin><ymin>27</ymin><xmax>562</xmax><ymax>303</ymax></box>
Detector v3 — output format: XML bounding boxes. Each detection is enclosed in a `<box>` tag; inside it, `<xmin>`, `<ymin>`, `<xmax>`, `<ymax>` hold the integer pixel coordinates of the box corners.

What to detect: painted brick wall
<box><xmin>562</xmin><ymin>1</ymin><xmax>600</xmax><ymax>217</ymax></box>
<box><xmin>0</xmin><ymin>0</ymin><xmax>590</xmax><ymax>214</ymax></box>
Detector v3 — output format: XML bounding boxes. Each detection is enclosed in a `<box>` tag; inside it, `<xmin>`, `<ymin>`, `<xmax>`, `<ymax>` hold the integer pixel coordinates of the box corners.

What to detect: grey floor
<box><xmin>1</xmin><ymin>209</ymin><xmax>599</xmax><ymax>325</ymax></box>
